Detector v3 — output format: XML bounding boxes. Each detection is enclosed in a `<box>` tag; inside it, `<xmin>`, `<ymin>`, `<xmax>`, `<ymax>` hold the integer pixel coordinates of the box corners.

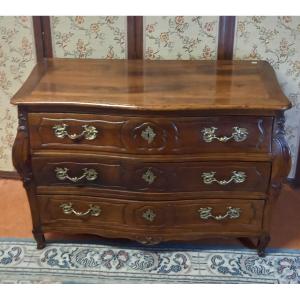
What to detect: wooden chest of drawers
<box><xmin>11</xmin><ymin>59</ymin><xmax>291</xmax><ymax>256</ymax></box>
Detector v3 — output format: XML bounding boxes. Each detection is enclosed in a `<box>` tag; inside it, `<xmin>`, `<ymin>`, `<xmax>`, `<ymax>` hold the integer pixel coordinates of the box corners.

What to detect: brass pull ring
<box><xmin>202</xmin><ymin>126</ymin><xmax>248</xmax><ymax>143</ymax></box>
<box><xmin>202</xmin><ymin>171</ymin><xmax>246</xmax><ymax>185</ymax></box>
<box><xmin>198</xmin><ymin>206</ymin><xmax>241</xmax><ymax>220</ymax></box>
<box><xmin>53</xmin><ymin>124</ymin><xmax>98</xmax><ymax>140</ymax></box>
<box><xmin>60</xmin><ymin>202</ymin><xmax>101</xmax><ymax>217</ymax></box>
<box><xmin>55</xmin><ymin>167</ymin><xmax>98</xmax><ymax>183</ymax></box>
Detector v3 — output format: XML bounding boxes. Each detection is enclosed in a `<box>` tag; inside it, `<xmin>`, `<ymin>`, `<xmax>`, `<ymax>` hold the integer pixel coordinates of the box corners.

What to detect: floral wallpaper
<box><xmin>0</xmin><ymin>16</ymin><xmax>36</xmax><ymax>171</ymax></box>
<box><xmin>234</xmin><ymin>16</ymin><xmax>300</xmax><ymax>178</ymax></box>
<box><xmin>144</xmin><ymin>16</ymin><xmax>219</xmax><ymax>60</ymax></box>
<box><xmin>51</xmin><ymin>16</ymin><xmax>127</xmax><ymax>59</ymax></box>
<box><xmin>1</xmin><ymin>16</ymin><xmax>300</xmax><ymax>179</ymax></box>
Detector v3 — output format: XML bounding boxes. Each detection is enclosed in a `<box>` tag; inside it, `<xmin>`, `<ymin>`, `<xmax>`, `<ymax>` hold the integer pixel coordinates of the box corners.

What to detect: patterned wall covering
<box><xmin>234</xmin><ymin>16</ymin><xmax>300</xmax><ymax>178</ymax></box>
<box><xmin>51</xmin><ymin>16</ymin><xmax>127</xmax><ymax>59</ymax></box>
<box><xmin>143</xmin><ymin>16</ymin><xmax>219</xmax><ymax>60</ymax></box>
<box><xmin>0</xmin><ymin>16</ymin><xmax>299</xmax><ymax>179</ymax></box>
<box><xmin>0</xmin><ymin>16</ymin><xmax>36</xmax><ymax>171</ymax></box>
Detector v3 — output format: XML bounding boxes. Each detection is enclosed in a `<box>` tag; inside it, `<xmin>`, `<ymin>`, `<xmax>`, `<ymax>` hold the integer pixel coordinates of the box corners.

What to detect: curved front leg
<box><xmin>260</xmin><ymin>114</ymin><xmax>291</xmax><ymax>257</ymax></box>
<box><xmin>257</xmin><ymin>234</ymin><xmax>271</xmax><ymax>257</ymax></box>
<box><xmin>12</xmin><ymin>106</ymin><xmax>45</xmax><ymax>249</ymax></box>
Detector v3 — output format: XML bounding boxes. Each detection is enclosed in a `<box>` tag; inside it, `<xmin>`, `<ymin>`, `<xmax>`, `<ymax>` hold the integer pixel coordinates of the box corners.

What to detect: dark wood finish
<box><xmin>127</xmin><ymin>16</ymin><xmax>143</xmax><ymax>59</ymax></box>
<box><xmin>31</xmin><ymin>155</ymin><xmax>271</xmax><ymax>193</ymax></box>
<box><xmin>38</xmin><ymin>195</ymin><xmax>264</xmax><ymax>238</ymax></box>
<box><xmin>11</xmin><ymin>59</ymin><xmax>291</xmax><ymax>256</ymax></box>
<box><xmin>238</xmin><ymin>237</ymin><xmax>256</xmax><ymax>249</ymax></box>
<box><xmin>218</xmin><ymin>16</ymin><xmax>236</xmax><ymax>60</ymax></box>
<box><xmin>258</xmin><ymin>113</ymin><xmax>292</xmax><ymax>256</ymax></box>
<box><xmin>28</xmin><ymin>113</ymin><xmax>273</xmax><ymax>154</ymax></box>
<box><xmin>135</xmin><ymin>16</ymin><xmax>143</xmax><ymax>59</ymax></box>
<box><xmin>0</xmin><ymin>171</ymin><xmax>20</xmax><ymax>179</ymax></box>
<box><xmin>127</xmin><ymin>17</ymin><xmax>135</xmax><ymax>59</ymax></box>
<box><xmin>257</xmin><ymin>233</ymin><xmax>271</xmax><ymax>257</ymax></box>
<box><xmin>41</xmin><ymin>17</ymin><xmax>53</xmax><ymax>58</ymax></box>
<box><xmin>11</xmin><ymin>59</ymin><xmax>290</xmax><ymax>111</ymax></box>
<box><xmin>32</xmin><ymin>17</ymin><xmax>53</xmax><ymax>60</ymax></box>
<box><xmin>32</xmin><ymin>17</ymin><xmax>44</xmax><ymax>62</ymax></box>
<box><xmin>12</xmin><ymin>106</ymin><xmax>45</xmax><ymax>249</ymax></box>
<box><xmin>292</xmin><ymin>145</ymin><xmax>300</xmax><ymax>187</ymax></box>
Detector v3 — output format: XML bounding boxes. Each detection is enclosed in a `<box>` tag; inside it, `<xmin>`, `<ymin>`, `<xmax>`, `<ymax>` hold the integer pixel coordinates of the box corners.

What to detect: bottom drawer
<box><xmin>38</xmin><ymin>195</ymin><xmax>264</xmax><ymax>242</ymax></box>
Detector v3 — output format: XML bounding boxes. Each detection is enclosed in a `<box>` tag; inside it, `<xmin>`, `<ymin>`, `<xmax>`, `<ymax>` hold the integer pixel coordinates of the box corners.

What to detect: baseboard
<box><xmin>0</xmin><ymin>171</ymin><xmax>20</xmax><ymax>180</ymax></box>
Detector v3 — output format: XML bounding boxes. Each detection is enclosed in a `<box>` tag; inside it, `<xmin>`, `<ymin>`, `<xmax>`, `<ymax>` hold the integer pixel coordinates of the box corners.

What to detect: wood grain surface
<box><xmin>10</xmin><ymin>59</ymin><xmax>291</xmax><ymax>255</ymax></box>
<box><xmin>11</xmin><ymin>59</ymin><xmax>290</xmax><ymax>111</ymax></box>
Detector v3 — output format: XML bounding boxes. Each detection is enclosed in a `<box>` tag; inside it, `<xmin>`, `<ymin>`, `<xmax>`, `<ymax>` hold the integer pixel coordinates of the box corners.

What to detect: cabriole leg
<box><xmin>257</xmin><ymin>234</ymin><xmax>270</xmax><ymax>257</ymax></box>
<box><xmin>33</xmin><ymin>231</ymin><xmax>46</xmax><ymax>249</ymax></box>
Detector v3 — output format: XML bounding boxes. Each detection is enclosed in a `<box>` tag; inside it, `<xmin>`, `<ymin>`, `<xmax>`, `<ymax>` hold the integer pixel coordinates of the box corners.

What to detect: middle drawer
<box><xmin>32</xmin><ymin>156</ymin><xmax>271</xmax><ymax>194</ymax></box>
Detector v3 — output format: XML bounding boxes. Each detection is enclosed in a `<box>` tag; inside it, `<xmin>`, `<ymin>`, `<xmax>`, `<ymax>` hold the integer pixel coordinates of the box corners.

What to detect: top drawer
<box><xmin>28</xmin><ymin>113</ymin><xmax>272</xmax><ymax>154</ymax></box>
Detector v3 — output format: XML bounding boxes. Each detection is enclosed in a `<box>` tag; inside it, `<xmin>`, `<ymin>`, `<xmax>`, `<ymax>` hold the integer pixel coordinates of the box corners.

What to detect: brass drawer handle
<box><xmin>60</xmin><ymin>202</ymin><xmax>101</xmax><ymax>217</ymax></box>
<box><xmin>55</xmin><ymin>167</ymin><xmax>98</xmax><ymax>182</ymax></box>
<box><xmin>141</xmin><ymin>126</ymin><xmax>156</xmax><ymax>144</ymax></box>
<box><xmin>198</xmin><ymin>206</ymin><xmax>241</xmax><ymax>220</ymax></box>
<box><xmin>142</xmin><ymin>209</ymin><xmax>156</xmax><ymax>222</ymax></box>
<box><xmin>202</xmin><ymin>126</ymin><xmax>248</xmax><ymax>143</ymax></box>
<box><xmin>53</xmin><ymin>124</ymin><xmax>98</xmax><ymax>140</ymax></box>
<box><xmin>142</xmin><ymin>168</ymin><xmax>156</xmax><ymax>185</ymax></box>
<box><xmin>202</xmin><ymin>171</ymin><xmax>246</xmax><ymax>185</ymax></box>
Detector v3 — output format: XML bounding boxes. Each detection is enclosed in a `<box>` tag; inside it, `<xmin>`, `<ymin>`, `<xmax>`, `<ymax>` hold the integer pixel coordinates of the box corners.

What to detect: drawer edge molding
<box><xmin>32</xmin><ymin>158</ymin><xmax>271</xmax><ymax>193</ymax></box>
<box><xmin>38</xmin><ymin>195</ymin><xmax>264</xmax><ymax>235</ymax></box>
<box><xmin>28</xmin><ymin>113</ymin><xmax>273</xmax><ymax>154</ymax></box>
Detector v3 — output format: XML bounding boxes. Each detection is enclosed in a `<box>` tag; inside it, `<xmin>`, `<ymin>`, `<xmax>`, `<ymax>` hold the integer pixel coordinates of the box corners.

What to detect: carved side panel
<box><xmin>12</xmin><ymin>106</ymin><xmax>45</xmax><ymax>248</ymax></box>
<box><xmin>12</xmin><ymin>107</ymin><xmax>31</xmax><ymax>186</ymax></box>
<box><xmin>261</xmin><ymin>113</ymin><xmax>291</xmax><ymax>244</ymax></box>
<box><xmin>270</xmin><ymin>114</ymin><xmax>291</xmax><ymax>200</ymax></box>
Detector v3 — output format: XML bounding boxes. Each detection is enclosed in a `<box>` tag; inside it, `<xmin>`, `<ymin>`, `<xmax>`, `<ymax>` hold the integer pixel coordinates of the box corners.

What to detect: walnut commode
<box><xmin>11</xmin><ymin>59</ymin><xmax>291</xmax><ymax>256</ymax></box>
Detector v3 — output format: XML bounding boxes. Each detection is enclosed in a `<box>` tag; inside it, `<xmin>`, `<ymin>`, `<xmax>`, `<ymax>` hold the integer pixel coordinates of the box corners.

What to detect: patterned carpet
<box><xmin>0</xmin><ymin>239</ymin><xmax>299</xmax><ymax>283</ymax></box>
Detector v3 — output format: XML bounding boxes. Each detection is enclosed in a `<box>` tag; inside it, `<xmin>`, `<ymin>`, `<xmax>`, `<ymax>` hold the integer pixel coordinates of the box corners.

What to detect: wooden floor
<box><xmin>0</xmin><ymin>179</ymin><xmax>300</xmax><ymax>249</ymax></box>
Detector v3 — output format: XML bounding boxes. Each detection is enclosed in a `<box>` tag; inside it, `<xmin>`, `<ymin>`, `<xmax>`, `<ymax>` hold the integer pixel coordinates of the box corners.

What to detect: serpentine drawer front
<box><xmin>31</xmin><ymin>156</ymin><xmax>271</xmax><ymax>193</ymax></box>
<box><xmin>28</xmin><ymin>113</ymin><xmax>273</xmax><ymax>154</ymax></box>
<box><xmin>38</xmin><ymin>195</ymin><xmax>264</xmax><ymax>236</ymax></box>
<box><xmin>11</xmin><ymin>59</ymin><xmax>291</xmax><ymax>256</ymax></box>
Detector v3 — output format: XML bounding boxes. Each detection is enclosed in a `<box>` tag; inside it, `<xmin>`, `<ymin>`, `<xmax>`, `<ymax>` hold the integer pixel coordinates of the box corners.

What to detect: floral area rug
<box><xmin>0</xmin><ymin>239</ymin><xmax>299</xmax><ymax>283</ymax></box>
